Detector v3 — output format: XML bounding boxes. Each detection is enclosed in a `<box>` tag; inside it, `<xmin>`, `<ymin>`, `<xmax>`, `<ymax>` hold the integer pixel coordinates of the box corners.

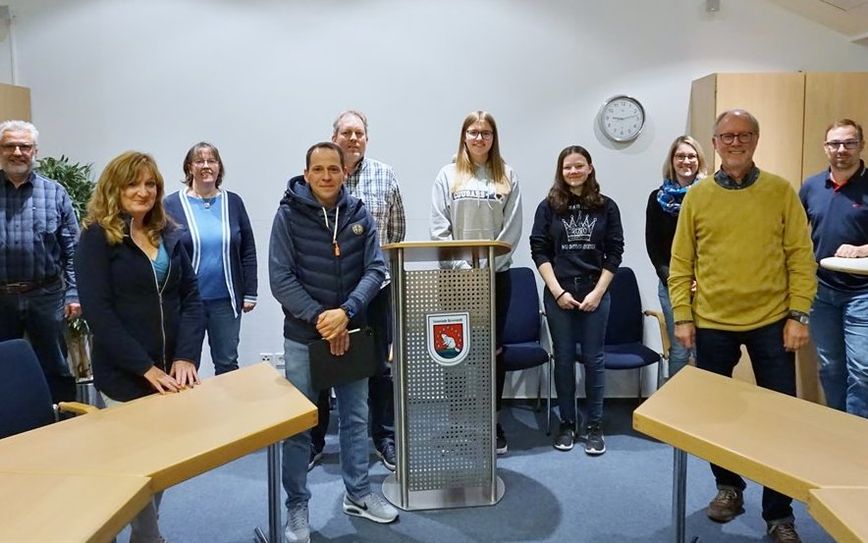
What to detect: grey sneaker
<box><xmin>553</xmin><ymin>422</ymin><xmax>575</xmax><ymax>451</ymax></box>
<box><xmin>584</xmin><ymin>422</ymin><xmax>606</xmax><ymax>455</ymax></box>
<box><xmin>342</xmin><ymin>493</ymin><xmax>399</xmax><ymax>524</ymax></box>
<box><xmin>284</xmin><ymin>502</ymin><xmax>310</xmax><ymax>543</ymax></box>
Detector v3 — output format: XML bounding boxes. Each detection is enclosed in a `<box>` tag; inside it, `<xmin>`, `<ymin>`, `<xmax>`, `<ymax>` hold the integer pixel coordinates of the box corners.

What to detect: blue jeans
<box><xmin>282</xmin><ymin>337</ymin><xmax>371</xmax><ymax>507</ymax></box>
<box><xmin>695</xmin><ymin>319</ymin><xmax>795</xmax><ymax>523</ymax></box>
<box><xmin>658</xmin><ymin>280</ymin><xmax>694</xmax><ymax>377</ymax></box>
<box><xmin>202</xmin><ymin>298</ymin><xmax>242</xmax><ymax>375</ymax></box>
<box><xmin>810</xmin><ymin>283</ymin><xmax>868</xmax><ymax>418</ymax></box>
<box><xmin>544</xmin><ymin>290</ymin><xmax>609</xmax><ymax>425</ymax></box>
<box><xmin>0</xmin><ymin>279</ymin><xmax>74</xmax><ymax>402</ymax></box>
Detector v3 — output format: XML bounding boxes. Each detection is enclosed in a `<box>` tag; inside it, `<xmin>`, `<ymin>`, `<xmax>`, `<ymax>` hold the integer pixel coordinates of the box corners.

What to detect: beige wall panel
<box><xmin>716</xmin><ymin>73</ymin><xmax>805</xmax><ymax>188</ymax></box>
<box><xmin>803</xmin><ymin>72</ymin><xmax>868</xmax><ymax>178</ymax></box>
<box><xmin>0</xmin><ymin>83</ymin><xmax>31</xmax><ymax>122</ymax></box>
<box><xmin>689</xmin><ymin>74</ymin><xmax>717</xmax><ymax>159</ymax></box>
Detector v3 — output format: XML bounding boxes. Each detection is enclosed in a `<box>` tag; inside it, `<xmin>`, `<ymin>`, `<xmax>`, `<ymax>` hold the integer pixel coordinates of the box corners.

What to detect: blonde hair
<box><xmin>83</xmin><ymin>151</ymin><xmax>168</xmax><ymax>245</ymax></box>
<box><xmin>662</xmin><ymin>135</ymin><xmax>707</xmax><ymax>181</ymax></box>
<box><xmin>453</xmin><ymin>111</ymin><xmax>510</xmax><ymax>194</ymax></box>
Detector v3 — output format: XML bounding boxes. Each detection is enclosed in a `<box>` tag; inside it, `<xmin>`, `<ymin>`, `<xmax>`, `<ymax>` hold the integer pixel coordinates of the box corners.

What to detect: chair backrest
<box><xmin>502</xmin><ymin>267</ymin><xmax>541</xmax><ymax>344</ymax></box>
<box><xmin>605</xmin><ymin>267</ymin><xmax>643</xmax><ymax>345</ymax></box>
<box><xmin>0</xmin><ymin>339</ymin><xmax>56</xmax><ymax>439</ymax></box>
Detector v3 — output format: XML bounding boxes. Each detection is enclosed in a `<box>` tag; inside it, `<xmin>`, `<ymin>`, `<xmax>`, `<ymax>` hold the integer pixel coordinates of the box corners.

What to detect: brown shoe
<box><xmin>706</xmin><ymin>487</ymin><xmax>744</xmax><ymax>522</ymax></box>
<box><xmin>768</xmin><ymin>521</ymin><xmax>801</xmax><ymax>543</ymax></box>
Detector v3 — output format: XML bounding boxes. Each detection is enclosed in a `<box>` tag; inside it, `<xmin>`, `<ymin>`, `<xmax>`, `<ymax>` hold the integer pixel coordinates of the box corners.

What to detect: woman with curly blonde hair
<box><xmin>75</xmin><ymin>150</ymin><xmax>204</xmax><ymax>542</ymax></box>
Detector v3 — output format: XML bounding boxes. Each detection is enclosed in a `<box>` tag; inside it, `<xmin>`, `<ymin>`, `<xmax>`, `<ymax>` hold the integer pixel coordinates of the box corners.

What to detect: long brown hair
<box><xmin>452</xmin><ymin>110</ymin><xmax>510</xmax><ymax>194</ymax></box>
<box><xmin>547</xmin><ymin>145</ymin><xmax>603</xmax><ymax>215</ymax></box>
<box><xmin>83</xmin><ymin>151</ymin><xmax>168</xmax><ymax>245</ymax></box>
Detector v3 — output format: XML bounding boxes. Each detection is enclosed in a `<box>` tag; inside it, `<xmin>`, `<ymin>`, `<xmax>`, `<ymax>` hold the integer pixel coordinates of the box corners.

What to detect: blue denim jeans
<box><xmin>544</xmin><ymin>290</ymin><xmax>609</xmax><ymax>425</ymax></box>
<box><xmin>695</xmin><ymin>319</ymin><xmax>795</xmax><ymax>523</ymax></box>
<box><xmin>282</xmin><ymin>337</ymin><xmax>371</xmax><ymax>507</ymax></box>
<box><xmin>658</xmin><ymin>280</ymin><xmax>695</xmax><ymax>377</ymax></box>
<box><xmin>810</xmin><ymin>283</ymin><xmax>868</xmax><ymax>418</ymax></box>
<box><xmin>202</xmin><ymin>298</ymin><xmax>242</xmax><ymax>375</ymax></box>
<box><xmin>0</xmin><ymin>279</ymin><xmax>74</xmax><ymax>402</ymax></box>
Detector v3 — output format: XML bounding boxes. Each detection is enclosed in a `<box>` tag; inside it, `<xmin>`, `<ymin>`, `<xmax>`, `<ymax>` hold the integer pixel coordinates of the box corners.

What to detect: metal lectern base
<box><xmin>382</xmin><ymin>474</ymin><xmax>505</xmax><ymax>511</ymax></box>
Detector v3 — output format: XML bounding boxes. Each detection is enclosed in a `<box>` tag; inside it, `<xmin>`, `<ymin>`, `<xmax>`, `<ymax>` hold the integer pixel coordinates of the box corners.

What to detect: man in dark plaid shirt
<box><xmin>0</xmin><ymin>120</ymin><xmax>80</xmax><ymax>402</ymax></box>
<box><xmin>308</xmin><ymin>110</ymin><xmax>406</xmax><ymax>473</ymax></box>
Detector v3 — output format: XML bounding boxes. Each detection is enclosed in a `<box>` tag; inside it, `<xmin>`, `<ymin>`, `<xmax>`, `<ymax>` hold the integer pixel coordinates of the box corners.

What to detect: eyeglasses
<box><xmin>466</xmin><ymin>130</ymin><xmax>494</xmax><ymax>141</ymax></box>
<box><xmin>192</xmin><ymin>159</ymin><xmax>219</xmax><ymax>167</ymax></box>
<box><xmin>0</xmin><ymin>143</ymin><xmax>35</xmax><ymax>153</ymax></box>
<box><xmin>338</xmin><ymin>130</ymin><xmax>366</xmax><ymax>140</ymax></box>
<box><xmin>674</xmin><ymin>153</ymin><xmax>698</xmax><ymax>161</ymax></box>
<box><xmin>715</xmin><ymin>132</ymin><xmax>755</xmax><ymax>145</ymax></box>
<box><xmin>824</xmin><ymin>140</ymin><xmax>861</xmax><ymax>150</ymax></box>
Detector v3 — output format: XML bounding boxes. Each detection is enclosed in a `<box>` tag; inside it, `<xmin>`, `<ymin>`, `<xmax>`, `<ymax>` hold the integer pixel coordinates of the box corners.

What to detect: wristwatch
<box><xmin>788</xmin><ymin>310</ymin><xmax>809</xmax><ymax>325</ymax></box>
<box><xmin>340</xmin><ymin>304</ymin><xmax>355</xmax><ymax>319</ymax></box>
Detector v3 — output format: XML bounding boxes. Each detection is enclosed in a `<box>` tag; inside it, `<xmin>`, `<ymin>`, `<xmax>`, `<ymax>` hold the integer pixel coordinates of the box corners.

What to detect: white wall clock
<box><xmin>598</xmin><ymin>95</ymin><xmax>645</xmax><ymax>143</ymax></box>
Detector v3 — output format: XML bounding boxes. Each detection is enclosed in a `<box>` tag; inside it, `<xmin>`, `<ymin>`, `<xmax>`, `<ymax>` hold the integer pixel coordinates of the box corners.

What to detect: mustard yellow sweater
<box><xmin>668</xmin><ymin>170</ymin><xmax>816</xmax><ymax>331</ymax></box>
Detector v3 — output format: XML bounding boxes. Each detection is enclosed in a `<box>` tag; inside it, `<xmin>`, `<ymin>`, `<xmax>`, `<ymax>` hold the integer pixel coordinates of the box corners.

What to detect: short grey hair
<box><xmin>713</xmin><ymin>109</ymin><xmax>759</xmax><ymax>136</ymax></box>
<box><xmin>0</xmin><ymin>120</ymin><xmax>39</xmax><ymax>144</ymax></box>
<box><xmin>332</xmin><ymin>110</ymin><xmax>368</xmax><ymax>138</ymax></box>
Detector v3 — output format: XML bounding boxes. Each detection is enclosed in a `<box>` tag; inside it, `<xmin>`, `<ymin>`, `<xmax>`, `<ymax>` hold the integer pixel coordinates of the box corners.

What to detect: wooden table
<box><xmin>807</xmin><ymin>487</ymin><xmax>868</xmax><ymax>543</ymax></box>
<box><xmin>0</xmin><ymin>363</ymin><xmax>317</xmax><ymax>543</ymax></box>
<box><xmin>0</xmin><ymin>472</ymin><xmax>152</xmax><ymax>543</ymax></box>
<box><xmin>633</xmin><ymin>366</ymin><xmax>868</xmax><ymax>542</ymax></box>
<box><xmin>820</xmin><ymin>256</ymin><xmax>868</xmax><ymax>275</ymax></box>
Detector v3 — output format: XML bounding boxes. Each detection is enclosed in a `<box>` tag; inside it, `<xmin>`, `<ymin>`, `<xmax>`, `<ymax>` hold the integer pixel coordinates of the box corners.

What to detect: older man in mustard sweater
<box><xmin>669</xmin><ymin>109</ymin><xmax>816</xmax><ymax>543</ymax></box>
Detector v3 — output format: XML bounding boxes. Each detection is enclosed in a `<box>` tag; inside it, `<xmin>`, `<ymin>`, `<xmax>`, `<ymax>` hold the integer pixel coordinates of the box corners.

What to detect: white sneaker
<box><xmin>284</xmin><ymin>502</ymin><xmax>310</xmax><ymax>543</ymax></box>
<box><xmin>342</xmin><ymin>493</ymin><xmax>399</xmax><ymax>524</ymax></box>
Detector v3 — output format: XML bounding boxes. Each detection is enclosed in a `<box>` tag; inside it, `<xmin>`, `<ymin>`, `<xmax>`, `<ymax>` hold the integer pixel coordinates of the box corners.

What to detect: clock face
<box><xmin>599</xmin><ymin>96</ymin><xmax>645</xmax><ymax>142</ymax></box>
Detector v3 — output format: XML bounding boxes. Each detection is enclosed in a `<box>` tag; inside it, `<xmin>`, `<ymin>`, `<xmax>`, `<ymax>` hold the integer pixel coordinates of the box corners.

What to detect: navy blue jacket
<box><xmin>530</xmin><ymin>195</ymin><xmax>624</xmax><ymax>285</ymax></box>
<box><xmin>75</xmin><ymin>221</ymin><xmax>205</xmax><ymax>401</ymax></box>
<box><xmin>269</xmin><ymin>176</ymin><xmax>386</xmax><ymax>343</ymax></box>
<box><xmin>164</xmin><ymin>190</ymin><xmax>258</xmax><ymax>316</ymax></box>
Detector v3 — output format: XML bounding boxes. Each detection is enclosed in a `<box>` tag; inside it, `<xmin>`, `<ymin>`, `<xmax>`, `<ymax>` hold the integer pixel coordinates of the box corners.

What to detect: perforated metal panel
<box><xmin>401</xmin><ymin>268</ymin><xmax>494</xmax><ymax>491</ymax></box>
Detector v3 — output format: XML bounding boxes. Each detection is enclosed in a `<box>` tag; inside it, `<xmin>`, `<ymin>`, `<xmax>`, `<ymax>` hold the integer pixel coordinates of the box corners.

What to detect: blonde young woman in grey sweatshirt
<box><xmin>430</xmin><ymin>110</ymin><xmax>523</xmax><ymax>455</ymax></box>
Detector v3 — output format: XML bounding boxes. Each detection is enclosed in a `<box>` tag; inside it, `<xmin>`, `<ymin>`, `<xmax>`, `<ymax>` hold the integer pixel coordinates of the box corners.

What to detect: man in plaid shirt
<box><xmin>308</xmin><ymin>110</ymin><xmax>406</xmax><ymax>472</ymax></box>
<box><xmin>0</xmin><ymin>120</ymin><xmax>80</xmax><ymax>402</ymax></box>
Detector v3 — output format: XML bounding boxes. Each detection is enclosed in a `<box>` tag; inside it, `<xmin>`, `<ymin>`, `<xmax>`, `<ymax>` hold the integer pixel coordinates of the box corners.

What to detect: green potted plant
<box><xmin>36</xmin><ymin>156</ymin><xmax>95</xmax><ymax>383</ymax></box>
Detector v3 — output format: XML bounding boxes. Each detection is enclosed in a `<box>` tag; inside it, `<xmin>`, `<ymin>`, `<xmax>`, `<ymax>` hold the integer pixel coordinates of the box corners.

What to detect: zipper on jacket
<box><xmin>132</xmin><ymin>239</ymin><xmax>170</xmax><ymax>373</ymax></box>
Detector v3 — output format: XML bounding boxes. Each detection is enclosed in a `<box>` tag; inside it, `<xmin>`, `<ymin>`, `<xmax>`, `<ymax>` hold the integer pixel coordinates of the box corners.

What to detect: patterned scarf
<box><xmin>656</xmin><ymin>178</ymin><xmax>693</xmax><ymax>216</ymax></box>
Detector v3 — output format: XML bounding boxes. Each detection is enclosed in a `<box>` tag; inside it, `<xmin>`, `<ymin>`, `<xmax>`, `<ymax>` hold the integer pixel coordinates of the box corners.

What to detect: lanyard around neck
<box><xmin>322</xmin><ymin>205</ymin><xmax>341</xmax><ymax>257</ymax></box>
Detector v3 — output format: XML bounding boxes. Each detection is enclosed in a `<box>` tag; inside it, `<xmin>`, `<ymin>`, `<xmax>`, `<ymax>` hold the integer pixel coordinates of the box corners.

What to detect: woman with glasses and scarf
<box><xmin>645</xmin><ymin>135</ymin><xmax>707</xmax><ymax>377</ymax></box>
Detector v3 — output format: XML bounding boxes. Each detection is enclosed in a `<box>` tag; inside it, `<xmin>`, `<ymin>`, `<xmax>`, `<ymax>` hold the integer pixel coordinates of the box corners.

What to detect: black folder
<box><xmin>308</xmin><ymin>327</ymin><xmax>379</xmax><ymax>391</ymax></box>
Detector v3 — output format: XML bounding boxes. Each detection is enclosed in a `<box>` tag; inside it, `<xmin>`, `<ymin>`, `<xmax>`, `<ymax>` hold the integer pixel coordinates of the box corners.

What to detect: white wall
<box><xmin>4</xmin><ymin>0</ymin><xmax>868</xmax><ymax>393</ymax></box>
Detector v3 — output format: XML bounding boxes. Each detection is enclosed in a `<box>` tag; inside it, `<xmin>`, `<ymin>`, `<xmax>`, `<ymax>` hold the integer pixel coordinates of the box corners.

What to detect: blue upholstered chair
<box><xmin>0</xmin><ymin>339</ymin><xmax>96</xmax><ymax>440</ymax></box>
<box><xmin>501</xmin><ymin>267</ymin><xmax>554</xmax><ymax>434</ymax></box>
<box><xmin>577</xmin><ymin>266</ymin><xmax>669</xmax><ymax>397</ymax></box>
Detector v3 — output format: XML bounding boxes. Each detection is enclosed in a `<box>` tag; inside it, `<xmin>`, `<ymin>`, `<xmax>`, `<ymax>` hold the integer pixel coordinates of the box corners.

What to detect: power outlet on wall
<box><xmin>259</xmin><ymin>352</ymin><xmax>273</xmax><ymax>364</ymax></box>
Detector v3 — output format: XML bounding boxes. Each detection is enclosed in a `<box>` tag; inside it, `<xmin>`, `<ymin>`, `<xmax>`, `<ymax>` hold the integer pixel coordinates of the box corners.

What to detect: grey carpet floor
<box><xmin>122</xmin><ymin>400</ymin><xmax>834</xmax><ymax>542</ymax></box>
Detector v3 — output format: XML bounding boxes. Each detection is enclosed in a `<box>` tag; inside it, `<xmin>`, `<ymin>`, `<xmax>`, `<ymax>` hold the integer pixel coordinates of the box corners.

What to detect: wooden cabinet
<box><xmin>0</xmin><ymin>82</ymin><xmax>31</xmax><ymax>121</ymax></box>
<box><xmin>688</xmin><ymin>72</ymin><xmax>868</xmax><ymax>402</ymax></box>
